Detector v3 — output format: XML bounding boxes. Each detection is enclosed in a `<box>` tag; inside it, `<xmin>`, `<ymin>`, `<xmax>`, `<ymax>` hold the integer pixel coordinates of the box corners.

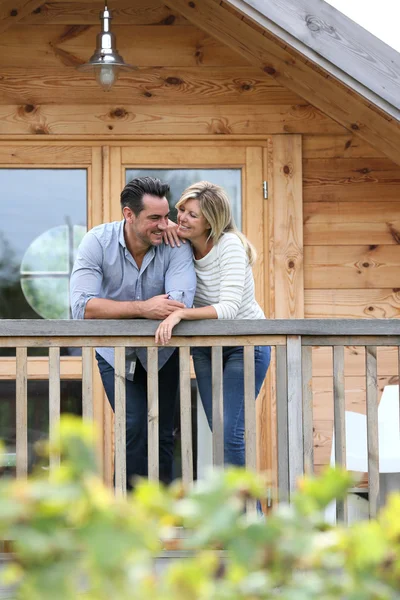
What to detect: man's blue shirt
<box><xmin>70</xmin><ymin>220</ymin><xmax>196</xmax><ymax>373</ymax></box>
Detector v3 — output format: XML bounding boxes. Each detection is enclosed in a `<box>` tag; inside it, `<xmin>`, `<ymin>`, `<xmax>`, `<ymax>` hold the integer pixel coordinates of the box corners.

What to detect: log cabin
<box><xmin>0</xmin><ymin>0</ymin><xmax>399</xmax><ymax>498</ymax></box>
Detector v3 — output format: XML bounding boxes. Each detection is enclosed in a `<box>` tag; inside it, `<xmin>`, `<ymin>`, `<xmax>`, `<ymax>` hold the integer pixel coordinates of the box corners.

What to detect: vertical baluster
<box><xmin>16</xmin><ymin>347</ymin><xmax>28</xmax><ymax>478</ymax></box>
<box><xmin>147</xmin><ymin>347</ymin><xmax>159</xmax><ymax>482</ymax></box>
<box><xmin>287</xmin><ymin>335</ymin><xmax>304</xmax><ymax>497</ymax></box>
<box><xmin>366</xmin><ymin>346</ymin><xmax>379</xmax><ymax>518</ymax></box>
<box><xmin>276</xmin><ymin>344</ymin><xmax>289</xmax><ymax>503</ymax></box>
<box><xmin>398</xmin><ymin>346</ymin><xmax>400</xmax><ymax>437</ymax></box>
<box><xmin>302</xmin><ymin>346</ymin><xmax>313</xmax><ymax>476</ymax></box>
<box><xmin>244</xmin><ymin>345</ymin><xmax>257</xmax><ymax>513</ymax></box>
<box><xmin>179</xmin><ymin>347</ymin><xmax>193</xmax><ymax>485</ymax></box>
<box><xmin>333</xmin><ymin>345</ymin><xmax>347</xmax><ymax>523</ymax></box>
<box><xmin>211</xmin><ymin>346</ymin><xmax>224</xmax><ymax>467</ymax></box>
<box><xmin>82</xmin><ymin>347</ymin><xmax>94</xmax><ymax>421</ymax></box>
<box><xmin>114</xmin><ymin>347</ymin><xmax>126</xmax><ymax>496</ymax></box>
<box><xmin>49</xmin><ymin>347</ymin><xmax>61</xmax><ymax>472</ymax></box>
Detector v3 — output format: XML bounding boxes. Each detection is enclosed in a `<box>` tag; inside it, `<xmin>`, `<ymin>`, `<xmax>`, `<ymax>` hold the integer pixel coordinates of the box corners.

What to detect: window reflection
<box><xmin>126</xmin><ymin>169</ymin><xmax>242</xmax><ymax>228</ymax></box>
<box><xmin>0</xmin><ymin>169</ymin><xmax>87</xmax><ymax>321</ymax></box>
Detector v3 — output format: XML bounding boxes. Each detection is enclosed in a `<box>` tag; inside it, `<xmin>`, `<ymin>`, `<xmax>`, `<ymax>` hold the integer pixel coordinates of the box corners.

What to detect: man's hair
<box><xmin>121</xmin><ymin>176</ymin><xmax>170</xmax><ymax>216</ymax></box>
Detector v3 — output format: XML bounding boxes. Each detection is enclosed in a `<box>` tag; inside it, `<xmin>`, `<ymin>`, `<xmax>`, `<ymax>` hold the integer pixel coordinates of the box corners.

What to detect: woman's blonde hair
<box><xmin>176</xmin><ymin>181</ymin><xmax>257</xmax><ymax>265</ymax></box>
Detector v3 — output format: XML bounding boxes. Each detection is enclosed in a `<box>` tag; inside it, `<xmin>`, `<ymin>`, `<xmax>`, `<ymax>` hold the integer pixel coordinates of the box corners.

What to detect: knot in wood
<box><xmin>33</xmin><ymin>127</ymin><xmax>48</xmax><ymax>135</ymax></box>
<box><xmin>351</xmin><ymin>123</ymin><xmax>360</xmax><ymax>130</ymax></box>
<box><xmin>165</xmin><ymin>77</ymin><xmax>183</xmax><ymax>85</ymax></box>
<box><xmin>10</xmin><ymin>8</ymin><xmax>18</xmax><ymax>16</ymax></box>
<box><xmin>143</xmin><ymin>91</ymin><xmax>152</xmax><ymax>97</ymax></box>
<box><xmin>288</xmin><ymin>260</ymin><xmax>295</xmax><ymax>269</ymax></box>
<box><xmin>24</xmin><ymin>104</ymin><xmax>35</xmax><ymax>113</ymax></box>
<box><xmin>362</xmin><ymin>262</ymin><xmax>370</xmax><ymax>268</ymax></box>
<box><xmin>263</xmin><ymin>66</ymin><xmax>276</xmax><ymax>76</ymax></box>
<box><xmin>188</xmin><ymin>1</ymin><xmax>196</xmax><ymax>7</ymax></box>
<box><xmin>305</xmin><ymin>15</ymin><xmax>321</xmax><ymax>32</ymax></box>
<box><xmin>241</xmin><ymin>83</ymin><xmax>252</xmax><ymax>91</ymax></box>
<box><xmin>110</xmin><ymin>108</ymin><xmax>127</xmax><ymax>119</ymax></box>
<box><xmin>162</xmin><ymin>14</ymin><xmax>175</xmax><ymax>25</ymax></box>
<box><xmin>33</xmin><ymin>6</ymin><xmax>42</xmax><ymax>14</ymax></box>
<box><xmin>368</xmin><ymin>306</ymin><xmax>374</xmax><ymax>311</ymax></box>
<box><xmin>283</xmin><ymin>165</ymin><xmax>291</xmax><ymax>175</ymax></box>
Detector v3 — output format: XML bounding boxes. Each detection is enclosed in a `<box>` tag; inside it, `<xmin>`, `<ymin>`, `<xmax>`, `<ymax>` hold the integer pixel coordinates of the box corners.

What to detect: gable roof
<box><xmin>230</xmin><ymin>0</ymin><xmax>400</xmax><ymax>118</ymax></box>
<box><xmin>166</xmin><ymin>0</ymin><xmax>400</xmax><ymax>165</ymax></box>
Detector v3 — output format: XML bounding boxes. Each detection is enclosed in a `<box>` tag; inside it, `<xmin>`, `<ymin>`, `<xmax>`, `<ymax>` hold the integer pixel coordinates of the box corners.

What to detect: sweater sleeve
<box><xmin>211</xmin><ymin>234</ymin><xmax>246</xmax><ymax>319</ymax></box>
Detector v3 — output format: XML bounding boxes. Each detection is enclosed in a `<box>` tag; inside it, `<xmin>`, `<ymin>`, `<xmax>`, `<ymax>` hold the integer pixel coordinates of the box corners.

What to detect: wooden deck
<box><xmin>1</xmin><ymin>318</ymin><xmax>400</xmax><ymax>520</ymax></box>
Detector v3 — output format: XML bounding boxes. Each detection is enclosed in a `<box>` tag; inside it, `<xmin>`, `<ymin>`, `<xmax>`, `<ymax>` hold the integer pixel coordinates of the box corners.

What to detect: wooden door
<box><xmin>102</xmin><ymin>141</ymin><xmax>272</xmax><ymax>484</ymax></box>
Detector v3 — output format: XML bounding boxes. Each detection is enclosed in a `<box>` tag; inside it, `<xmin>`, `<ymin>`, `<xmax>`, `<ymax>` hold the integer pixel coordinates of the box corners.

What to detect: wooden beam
<box><xmin>164</xmin><ymin>0</ymin><xmax>400</xmax><ymax>165</ymax></box>
<box><xmin>0</xmin><ymin>67</ymin><xmax>303</xmax><ymax>106</ymax></box>
<box><xmin>272</xmin><ymin>135</ymin><xmax>304</xmax><ymax>318</ymax></box>
<box><xmin>0</xmin><ymin>104</ymin><xmax>346</xmax><ymax>136</ymax></box>
<box><xmin>0</xmin><ymin>0</ymin><xmax>44</xmax><ymax>33</ymax></box>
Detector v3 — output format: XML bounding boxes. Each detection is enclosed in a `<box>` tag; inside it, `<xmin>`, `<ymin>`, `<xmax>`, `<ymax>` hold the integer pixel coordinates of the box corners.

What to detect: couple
<box><xmin>70</xmin><ymin>176</ymin><xmax>270</xmax><ymax>489</ymax></box>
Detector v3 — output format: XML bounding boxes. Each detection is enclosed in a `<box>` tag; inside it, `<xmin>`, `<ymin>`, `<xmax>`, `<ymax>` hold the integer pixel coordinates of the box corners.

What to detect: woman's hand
<box><xmin>162</xmin><ymin>219</ymin><xmax>186</xmax><ymax>247</ymax></box>
<box><xmin>155</xmin><ymin>310</ymin><xmax>184</xmax><ymax>345</ymax></box>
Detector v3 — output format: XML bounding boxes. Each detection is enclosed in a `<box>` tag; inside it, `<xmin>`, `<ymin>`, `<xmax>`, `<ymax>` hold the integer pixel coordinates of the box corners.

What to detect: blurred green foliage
<box><xmin>0</xmin><ymin>416</ymin><xmax>399</xmax><ymax>599</ymax></box>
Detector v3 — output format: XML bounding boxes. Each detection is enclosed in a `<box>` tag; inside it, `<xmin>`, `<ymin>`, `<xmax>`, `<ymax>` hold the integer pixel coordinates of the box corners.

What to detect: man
<box><xmin>70</xmin><ymin>176</ymin><xmax>196</xmax><ymax>488</ymax></box>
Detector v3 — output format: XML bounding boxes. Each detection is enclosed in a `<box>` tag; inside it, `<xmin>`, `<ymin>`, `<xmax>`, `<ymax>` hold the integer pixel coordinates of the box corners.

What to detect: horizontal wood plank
<box><xmin>312</xmin><ymin>346</ymin><xmax>399</xmax><ymax>378</ymax></box>
<box><xmin>0</xmin><ymin>356</ymin><xmax>82</xmax><ymax>379</ymax></box>
<box><xmin>0</xmin><ymin>25</ymin><xmax>248</xmax><ymax>68</ymax></box>
<box><xmin>0</xmin><ymin>0</ymin><xmax>44</xmax><ymax>33</ymax></box>
<box><xmin>2</xmin><ymin>318</ymin><xmax>400</xmax><ymax>337</ymax></box>
<box><xmin>122</xmin><ymin>144</ymin><xmax>246</xmax><ymax>165</ymax></box>
<box><xmin>0</xmin><ymin>145</ymin><xmax>92</xmax><ymax>164</ymax></box>
<box><xmin>302</xmin><ymin>135</ymin><xmax>385</xmax><ymax>159</ymax></box>
<box><xmin>304</xmin><ymin>201</ymin><xmax>400</xmax><ymax>224</ymax></box>
<box><xmin>304</xmin><ymin>220</ymin><xmax>400</xmax><ymax>246</ymax></box>
<box><xmin>303</xmin><ymin>158</ymin><xmax>400</xmax><ymax>202</ymax></box>
<box><xmin>19</xmin><ymin>0</ymin><xmax>189</xmax><ymax>25</ymax></box>
<box><xmin>0</xmin><ymin>67</ymin><xmax>302</xmax><ymax>106</ymax></box>
<box><xmin>305</xmin><ymin>290</ymin><xmax>400</xmax><ymax>320</ymax></box>
<box><xmin>304</xmin><ymin>246</ymin><xmax>400</xmax><ymax>289</ymax></box>
<box><xmin>0</xmin><ymin>104</ymin><xmax>345</xmax><ymax>135</ymax></box>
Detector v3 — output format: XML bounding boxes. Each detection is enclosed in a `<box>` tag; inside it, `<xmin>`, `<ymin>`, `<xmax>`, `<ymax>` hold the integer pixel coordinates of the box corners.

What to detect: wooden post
<box><xmin>114</xmin><ymin>347</ymin><xmax>126</xmax><ymax>496</ymax></box>
<box><xmin>179</xmin><ymin>347</ymin><xmax>193</xmax><ymax>485</ymax></box>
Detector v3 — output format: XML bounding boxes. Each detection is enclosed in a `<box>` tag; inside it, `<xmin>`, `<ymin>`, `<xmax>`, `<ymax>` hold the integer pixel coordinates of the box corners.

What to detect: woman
<box><xmin>155</xmin><ymin>181</ymin><xmax>270</xmax><ymax>467</ymax></box>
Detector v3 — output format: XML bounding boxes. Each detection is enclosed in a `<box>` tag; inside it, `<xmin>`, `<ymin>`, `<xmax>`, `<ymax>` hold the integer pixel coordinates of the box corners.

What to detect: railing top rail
<box><xmin>0</xmin><ymin>319</ymin><xmax>400</xmax><ymax>337</ymax></box>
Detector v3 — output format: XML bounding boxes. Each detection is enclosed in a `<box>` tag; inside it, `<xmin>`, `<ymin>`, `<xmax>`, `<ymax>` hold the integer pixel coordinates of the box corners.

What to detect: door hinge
<box><xmin>263</xmin><ymin>181</ymin><xmax>268</xmax><ymax>199</ymax></box>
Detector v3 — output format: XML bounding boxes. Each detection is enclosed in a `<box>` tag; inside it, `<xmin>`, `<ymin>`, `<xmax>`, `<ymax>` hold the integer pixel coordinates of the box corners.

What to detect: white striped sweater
<box><xmin>193</xmin><ymin>232</ymin><xmax>265</xmax><ymax>320</ymax></box>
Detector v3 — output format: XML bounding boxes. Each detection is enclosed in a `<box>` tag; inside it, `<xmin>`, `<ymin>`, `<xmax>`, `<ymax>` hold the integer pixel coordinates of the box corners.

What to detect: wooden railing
<box><xmin>1</xmin><ymin>319</ymin><xmax>400</xmax><ymax>519</ymax></box>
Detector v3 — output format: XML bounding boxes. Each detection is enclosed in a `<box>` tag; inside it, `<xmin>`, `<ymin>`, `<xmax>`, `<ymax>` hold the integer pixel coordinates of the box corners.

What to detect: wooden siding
<box><xmin>303</xmin><ymin>134</ymin><xmax>400</xmax><ymax>476</ymax></box>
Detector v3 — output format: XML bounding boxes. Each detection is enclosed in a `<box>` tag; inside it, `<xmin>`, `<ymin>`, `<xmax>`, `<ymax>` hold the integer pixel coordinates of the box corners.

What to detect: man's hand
<box><xmin>140</xmin><ymin>295</ymin><xmax>185</xmax><ymax>319</ymax></box>
<box><xmin>155</xmin><ymin>310</ymin><xmax>184</xmax><ymax>345</ymax></box>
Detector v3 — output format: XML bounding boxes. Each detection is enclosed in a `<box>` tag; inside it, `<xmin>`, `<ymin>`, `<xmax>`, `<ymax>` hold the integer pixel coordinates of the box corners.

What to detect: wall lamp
<box><xmin>77</xmin><ymin>2</ymin><xmax>135</xmax><ymax>91</ymax></box>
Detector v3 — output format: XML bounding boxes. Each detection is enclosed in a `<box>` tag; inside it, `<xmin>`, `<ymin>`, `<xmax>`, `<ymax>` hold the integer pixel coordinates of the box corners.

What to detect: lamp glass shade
<box><xmin>94</xmin><ymin>64</ymin><xmax>119</xmax><ymax>91</ymax></box>
<box><xmin>76</xmin><ymin>4</ymin><xmax>134</xmax><ymax>91</ymax></box>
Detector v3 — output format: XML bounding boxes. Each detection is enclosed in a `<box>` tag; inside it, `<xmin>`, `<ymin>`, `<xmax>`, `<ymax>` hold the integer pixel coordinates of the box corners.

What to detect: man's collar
<box><xmin>119</xmin><ymin>220</ymin><xmax>126</xmax><ymax>248</ymax></box>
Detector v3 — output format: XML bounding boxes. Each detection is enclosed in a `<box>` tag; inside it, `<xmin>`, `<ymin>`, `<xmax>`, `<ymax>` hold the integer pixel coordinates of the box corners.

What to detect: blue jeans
<box><xmin>96</xmin><ymin>350</ymin><xmax>179</xmax><ymax>489</ymax></box>
<box><xmin>192</xmin><ymin>345</ymin><xmax>271</xmax><ymax>467</ymax></box>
